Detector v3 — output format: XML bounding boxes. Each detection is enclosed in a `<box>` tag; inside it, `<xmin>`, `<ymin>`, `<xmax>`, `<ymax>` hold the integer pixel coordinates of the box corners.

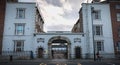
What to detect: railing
<box><xmin>1</xmin><ymin>51</ymin><xmax>31</xmax><ymax>60</ymax></box>
<box><xmin>1</xmin><ymin>52</ymin><xmax>120</xmax><ymax>60</ymax></box>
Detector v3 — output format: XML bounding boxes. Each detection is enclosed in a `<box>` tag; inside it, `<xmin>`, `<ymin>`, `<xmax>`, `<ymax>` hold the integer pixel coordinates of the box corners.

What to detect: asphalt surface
<box><xmin>0</xmin><ymin>59</ymin><xmax>120</xmax><ymax>65</ymax></box>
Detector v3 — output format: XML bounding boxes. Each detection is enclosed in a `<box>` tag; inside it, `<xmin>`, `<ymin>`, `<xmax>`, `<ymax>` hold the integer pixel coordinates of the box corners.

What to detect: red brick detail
<box><xmin>0</xmin><ymin>0</ymin><xmax>6</xmax><ymax>54</ymax></box>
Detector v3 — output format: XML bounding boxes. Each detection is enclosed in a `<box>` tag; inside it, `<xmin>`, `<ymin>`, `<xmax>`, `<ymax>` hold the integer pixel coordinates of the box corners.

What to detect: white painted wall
<box><xmin>82</xmin><ymin>3</ymin><xmax>114</xmax><ymax>58</ymax></box>
<box><xmin>2</xmin><ymin>2</ymin><xmax>36</xmax><ymax>51</ymax></box>
<box><xmin>34</xmin><ymin>33</ymin><xmax>86</xmax><ymax>59</ymax></box>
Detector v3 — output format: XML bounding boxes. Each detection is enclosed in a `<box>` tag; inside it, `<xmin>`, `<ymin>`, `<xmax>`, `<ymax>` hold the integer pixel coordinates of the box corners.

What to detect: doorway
<box><xmin>38</xmin><ymin>48</ymin><xmax>43</xmax><ymax>58</ymax></box>
<box><xmin>48</xmin><ymin>36</ymin><xmax>71</xmax><ymax>59</ymax></box>
<box><xmin>75</xmin><ymin>47</ymin><xmax>82</xmax><ymax>59</ymax></box>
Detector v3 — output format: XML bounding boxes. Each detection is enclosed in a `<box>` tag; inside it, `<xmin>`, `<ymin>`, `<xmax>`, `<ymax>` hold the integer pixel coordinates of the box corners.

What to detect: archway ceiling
<box><xmin>52</xmin><ymin>39</ymin><xmax>67</xmax><ymax>43</ymax></box>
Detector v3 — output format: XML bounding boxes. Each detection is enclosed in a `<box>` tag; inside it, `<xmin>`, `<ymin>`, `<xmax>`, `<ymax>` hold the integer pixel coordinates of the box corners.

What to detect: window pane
<box><xmin>94</xmin><ymin>26</ymin><xmax>103</xmax><ymax>36</ymax></box>
<box><xmin>117</xmin><ymin>13</ymin><xmax>120</xmax><ymax>21</ymax></box>
<box><xmin>116</xmin><ymin>5</ymin><xmax>120</xmax><ymax>9</ymax></box>
<box><xmin>96</xmin><ymin>41</ymin><xmax>104</xmax><ymax>52</ymax></box>
<box><xmin>14</xmin><ymin>41</ymin><xmax>24</xmax><ymax>52</ymax></box>
<box><xmin>15</xmin><ymin>24</ymin><xmax>25</xmax><ymax>35</ymax></box>
<box><xmin>118</xmin><ymin>42</ymin><xmax>120</xmax><ymax>51</ymax></box>
<box><xmin>16</xmin><ymin>8</ymin><xmax>25</xmax><ymax>19</ymax></box>
<box><xmin>93</xmin><ymin>10</ymin><xmax>101</xmax><ymax>19</ymax></box>
<box><xmin>16</xmin><ymin>48</ymin><xmax>21</xmax><ymax>52</ymax></box>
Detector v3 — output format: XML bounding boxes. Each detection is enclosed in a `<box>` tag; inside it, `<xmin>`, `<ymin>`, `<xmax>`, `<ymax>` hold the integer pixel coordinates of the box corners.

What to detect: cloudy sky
<box><xmin>19</xmin><ymin>0</ymin><xmax>90</xmax><ymax>32</ymax></box>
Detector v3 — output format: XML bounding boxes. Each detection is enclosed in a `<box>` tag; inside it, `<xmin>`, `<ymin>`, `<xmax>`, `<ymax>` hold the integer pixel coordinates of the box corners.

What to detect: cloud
<box><xmin>45</xmin><ymin>0</ymin><xmax>63</xmax><ymax>7</ymax></box>
<box><xmin>36</xmin><ymin>0</ymin><xmax>77</xmax><ymax>32</ymax></box>
<box><xmin>46</xmin><ymin>24</ymin><xmax>73</xmax><ymax>31</ymax></box>
<box><xmin>24</xmin><ymin>0</ymin><xmax>83</xmax><ymax>32</ymax></box>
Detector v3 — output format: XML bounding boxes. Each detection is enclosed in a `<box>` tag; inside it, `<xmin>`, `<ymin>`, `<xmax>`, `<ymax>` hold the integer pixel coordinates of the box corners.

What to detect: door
<box><xmin>38</xmin><ymin>48</ymin><xmax>43</xmax><ymax>58</ymax></box>
<box><xmin>75</xmin><ymin>47</ymin><xmax>81</xmax><ymax>59</ymax></box>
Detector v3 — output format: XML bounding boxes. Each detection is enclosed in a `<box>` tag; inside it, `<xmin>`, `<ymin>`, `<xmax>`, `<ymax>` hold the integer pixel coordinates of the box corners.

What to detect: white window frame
<box><xmin>93</xmin><ymin>25</ymin><xmax>103</xmax><ymax>36</ymax></box>
<box><xmin>93</xmin><ymin>10</ymin><xmax>101</xmax><ymax>20</ymax></box>
<box><xmin>16</xmin><ymin>8</ymin><xmax>25</xmax><ymax>19</ymax></box>
<box><xmin>14</xmin><ymin>40</ymin><xmax>24</xmax><ymax>52</ymax></box>
<box><xmin>15</xmin><ymin>23</ymin><xmax>25</xmax><ymax>35</ymax></box>
<box><xmin>117</xmin><ymin>13</ymin><xmax>120</xmax><ymax>21</ymax></box>
<box><xmin>95</xmin><ymin>40</ymin><xmax>104</xmax><ymax>52</ymax></box>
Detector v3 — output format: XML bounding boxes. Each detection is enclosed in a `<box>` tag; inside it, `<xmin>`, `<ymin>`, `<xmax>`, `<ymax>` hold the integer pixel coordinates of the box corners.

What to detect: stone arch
<box><xmin>48</xmin><ymin>36</ymin><xmax>71</xmax><ymax>59</ymax></box>
<box><xmin>48</xmin><ymin>36</ymin><xmax>71</xmax><ymax>44</ymax></box>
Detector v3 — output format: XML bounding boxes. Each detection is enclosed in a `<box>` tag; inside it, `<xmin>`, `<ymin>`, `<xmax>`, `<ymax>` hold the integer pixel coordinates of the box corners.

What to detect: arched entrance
<box><xmin>48</xmin><ymin>36</ymin><xmax>71</xmax><ymax>59</ymax></box>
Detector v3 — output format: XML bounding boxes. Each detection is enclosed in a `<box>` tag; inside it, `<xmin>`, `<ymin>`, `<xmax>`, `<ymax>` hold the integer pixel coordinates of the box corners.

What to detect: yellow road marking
<box><xmin>78</xmin><ymin>63</ymin><xmax>82</xmax><ymax>65</ymax></box>
<box><xmin>40</xmin><ymin>63</ymin><xmax>47</xmax><ymax>65</ymax></box>
<box><xmin>56</xmin><ymin>64</ymin><xmax>59</xmax><ymax>65</ymax></box>
<box><xmin>64</xmin><ymin>64</ymin><xmax>67</xmax><ymax>65</ymax></box>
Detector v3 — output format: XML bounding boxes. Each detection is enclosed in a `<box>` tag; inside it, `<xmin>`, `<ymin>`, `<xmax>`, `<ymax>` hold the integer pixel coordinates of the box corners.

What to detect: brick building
<box><xmin>0</xmin><ymin>0</ymin><xmax>6</xmax><ymax>54</ymax></box>
<box><xmin>109</xmin><ymin>1</ymin><xmax>120</xmax><ymax>55</ymax></box>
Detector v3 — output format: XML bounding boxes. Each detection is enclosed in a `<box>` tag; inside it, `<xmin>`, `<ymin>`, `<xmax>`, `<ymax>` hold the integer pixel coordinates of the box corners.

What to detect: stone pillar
<box><xmin>48</xmin><ymin>43</ymin><xmax>52</xmax><ymax>59</ymax></box>
<box><xmin>68</xmin><ymin>44</ymin><xmax>70</xmax><ymax>59</ymax></box>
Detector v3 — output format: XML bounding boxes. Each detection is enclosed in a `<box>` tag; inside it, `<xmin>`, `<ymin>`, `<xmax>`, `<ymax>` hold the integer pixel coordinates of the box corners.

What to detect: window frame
<box><xmin>93</xmin><ymin>25</ymin><xmax>103</xmax><ymax>36</ymax></box>
<box><xmin>14</xmin><ymin>40</ymin><xmax>24</xmax><ymax>52</ymax></box>
<box><xmin>16</xmin><ymin>8</ymin><xmax>26</xmax><ymax>19</ymax></box>
<box><xmin>95</xmin><ymin>40</ymin><xmax>104</xmax><ymax>52</ymax></box>
<box><xmin>117</xmin><ymin>42</ymin><xmax>120</xmax><ymax>52</ymax></box>
<box><xmin>117</xmin><ymin>13</ymin><xmax>120</xmax><ymax>22</ymax></box>
<box><xmin>93</xmin><ymin>10</ymin><xmax>101</xmax><ymax>20</ymax></box>
<box><xmin>15</xmin><ymin>23</ymin><xmax>25</xmax><ymax>35</ymax></box>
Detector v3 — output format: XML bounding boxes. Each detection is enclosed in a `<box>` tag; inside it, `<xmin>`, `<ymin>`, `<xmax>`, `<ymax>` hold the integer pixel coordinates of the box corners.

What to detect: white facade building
<box><xmin>82</xmin><ymin>3</ymin><xmax>114</xmax><ymax>58</ymax></box>
<box><xmin>2</xmin><ymin>1</ymin><xmax>115</xmax><ymax>59</ymax></box>
<box><xmin>2</xmin><ymin>2</ymin><xmax>36</xmax><ymax>52</ymax></box>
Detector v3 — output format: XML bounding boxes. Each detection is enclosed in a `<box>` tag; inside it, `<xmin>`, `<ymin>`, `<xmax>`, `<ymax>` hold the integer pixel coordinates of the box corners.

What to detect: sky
<box><xmin>19</xmin><ymin>0</ymin><xmax>90</xmax><ymax>32</ymax></box>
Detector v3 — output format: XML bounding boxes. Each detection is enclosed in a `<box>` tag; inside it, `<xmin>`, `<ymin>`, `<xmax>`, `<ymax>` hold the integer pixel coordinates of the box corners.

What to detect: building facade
<box><xmin>73</xmin><ymin>2</ymin><xmax>115</xmax><ymax>58</ymax></box>
<box><xmin>1</xmin><ymin>0</ymin><xmax>116</xmax><ymax>59</ymax></box>
<box><xmin>0</xmin><ymin>0</ymin><xmax>6</xmax><ymax>54</ymax></box>
<box><xmin>109</xmin><ymin>1</ymin><xmax>120</xmax><ymax>56</ymax></box>
<box><xmin>2</xmin><ymin>1</ymin><xmax>44</xmax><ymax>54</ymax></box>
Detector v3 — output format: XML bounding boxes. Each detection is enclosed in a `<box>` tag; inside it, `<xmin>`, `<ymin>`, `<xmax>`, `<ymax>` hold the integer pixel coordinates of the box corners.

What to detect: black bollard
<box><xmin>10</xmin><ymin>55</ymin><xmax>13</xmax><ymax>62</ymax></box>
<box><xmin>30</xmin><ymin>51</ymin><xmax>33</xmax><ymax>59</ymax></box>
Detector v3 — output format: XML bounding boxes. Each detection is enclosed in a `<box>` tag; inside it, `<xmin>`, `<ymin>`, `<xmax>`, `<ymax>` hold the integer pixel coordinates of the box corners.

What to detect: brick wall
<box><xmin>110</xmin><ymin>2</ymin><xmax>120</xmax><ymax>54</ymax></box>
<box><xmin>0</xmin><ymin>0</ymin><xmax>6</xmax><ymax>54</ymax></box>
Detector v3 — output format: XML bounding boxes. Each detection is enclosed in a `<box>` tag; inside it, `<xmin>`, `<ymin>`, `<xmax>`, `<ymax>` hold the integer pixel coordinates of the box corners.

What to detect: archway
<box><xmin>48</xmin><ymin>36</ymin><xmax>71</xmax><ymax>59</ymax></box>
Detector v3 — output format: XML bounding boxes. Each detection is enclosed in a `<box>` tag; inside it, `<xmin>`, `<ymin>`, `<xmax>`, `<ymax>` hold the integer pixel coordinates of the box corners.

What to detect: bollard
<box><xmin>10</xmin><ymin>55</ymin><xmax>13</xmax><ymax>62</ymax></box>
<box><xmin>30</xmin><ymin>51</ymin><xmax>34</xmax><ymax>59</ymax></box>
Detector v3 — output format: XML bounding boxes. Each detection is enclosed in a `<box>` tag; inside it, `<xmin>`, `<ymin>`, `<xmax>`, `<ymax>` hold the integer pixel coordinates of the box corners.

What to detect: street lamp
<box><xmin>91</xmin><ymin>6</ymin><xmax>96</xmax><ymax>61</ymax></box>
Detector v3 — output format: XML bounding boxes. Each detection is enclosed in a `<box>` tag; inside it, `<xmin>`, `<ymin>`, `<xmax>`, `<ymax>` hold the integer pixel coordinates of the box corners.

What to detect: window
<box><xmin>94</xmin><ymin>25</ymin><xmax>103</xmax><ymax>36</ymax></box>
<box><xmin>14</xmin><ymin>40</ymin><xmax>24</xmax><ymax>52</ymax></box>
<box><xmin>118</xmin><ymin>27</ymin><xmax>120</xmax><ymax>37</ymax></box>
<box><xmin>95</xmin><ymin>41</ymin><xmax>104</xmax><ymax>51</ymax></box>
<box><xmin>15</xmin><ymin>23</ymin><xmax>25</xmax><ymax>35</ymax></box>
<box><xmin>16</xmin><ymin>8</ymin><xmax>25</xmax><ymax>19</ymax></box>
<box><xmin>117</xmin><ymin>42</ymin><xmax>120</xmax><ymax>52</ymax></box>
<box><xmin>116</xmin><ymin>5</ymin><xmax>120</xmax><ymax>9</ymax></box>
<box><xmin>93</xmin><ymin>10</ymin><xmax>101</xmax><ymax>20</ymax></box>
<box><xmin>117</xmin><ymin>13</ymin><xmax>120</xmax><ymax>21</ymax></box>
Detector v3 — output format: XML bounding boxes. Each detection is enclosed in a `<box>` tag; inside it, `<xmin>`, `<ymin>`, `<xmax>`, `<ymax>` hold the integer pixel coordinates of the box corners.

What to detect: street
<box><xmin>0</xmin><ymin>59</ymin><xmax>120</xmax><ymax>65</ymax></box>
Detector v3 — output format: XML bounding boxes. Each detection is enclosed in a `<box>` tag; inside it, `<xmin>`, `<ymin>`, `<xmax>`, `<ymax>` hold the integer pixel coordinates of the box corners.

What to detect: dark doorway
<box><xmin>38</xmin><ymin>48</ymin><xmax>43</xmax><ymax>58</ymax></box>
<box><xmin>75</xmin><ymin>47</ymin><xmax>81</xmax><ymax>59</ymax></box>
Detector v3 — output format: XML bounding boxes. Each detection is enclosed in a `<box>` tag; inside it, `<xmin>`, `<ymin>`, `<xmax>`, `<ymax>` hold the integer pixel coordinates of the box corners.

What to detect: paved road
<box><xmin>0</xmin><ymin>59</ymin><xmax>120</xmax><ymax>65</ymax></box>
